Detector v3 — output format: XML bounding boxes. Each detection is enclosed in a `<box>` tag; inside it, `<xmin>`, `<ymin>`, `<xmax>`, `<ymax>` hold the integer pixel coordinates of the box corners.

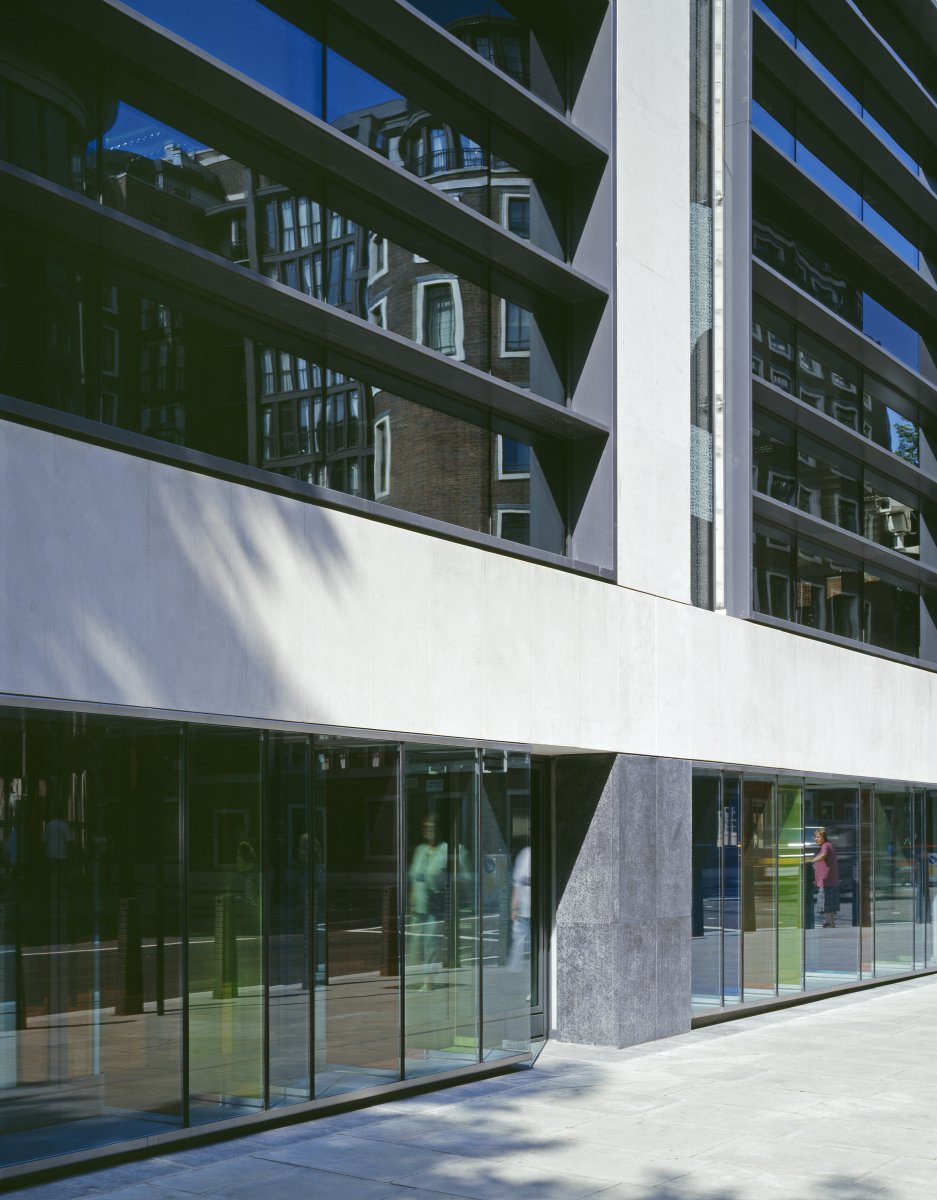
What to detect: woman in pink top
<box><xmin>811</xmin><ymin>827</ymin><xmax>840</xmax><ymax>928</ymax></box>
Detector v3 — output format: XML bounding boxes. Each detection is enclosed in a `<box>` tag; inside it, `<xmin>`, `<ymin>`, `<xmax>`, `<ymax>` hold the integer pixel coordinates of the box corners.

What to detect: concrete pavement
<box><xmin>9</xmin><ymin>975</ymin><xmax>937</xmax><ymax>1199</ymax></box>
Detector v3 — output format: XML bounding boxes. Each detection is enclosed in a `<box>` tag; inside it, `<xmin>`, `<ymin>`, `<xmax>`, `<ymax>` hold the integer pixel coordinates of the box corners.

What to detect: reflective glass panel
<box><xmin>913</xmin><ymin>789</ymin><xmax>928</xmax><ymax>970</ymax></box>
<box><xmin>324</xmin><ymin>48</ymin><xmax>561</xmax><ymax>256</ymax></box>
<box><xmin>313</xmin><ymin>739</ymin><xmax>400</xmax><ymax>1098</ymax></box>
<box><xmin>804</xmin><ymin>782</ymin><xmax>859</xmax><ymax>989</ymax></box>
<box><xmin>872</xmin><ymin>787</ymin><xmax>915</xmax><ymax>975</ymax></box>
<box><xmin>796</xmin><ymin>435</ymin><xmax>861</xmax><ymax>534</ymax></box>
<box><xmin>752</xmin><ymin>301</ymin><xmax>794</xmax><ymax>393</ymax></box>
<box><xmin>796</xmin><ymin>543</ymin><xmax>861</xmax><ymax>641</ymax></box>
<box><xmin>753</xmin><ymin>187</ymin><xmax>923</xmax><ymax>371</ymax></box>
<box><xmin>691</xmin><ymin>773</ymin><xmax>723</xmax><ymax>1009</ymax></box>
<box><xmin>0</xmin><ymin>711</ymin><xmax>183</xmax><ymax>1167</ymax></box>
<box><xmin>742</xmin><ymin>777</ymin><xmax>776</xmax><ymax>1000</ymax></box>
<box><xmin>752</xmin><ymin>411</ymin><xmax>796</xmax><ymax>505</ymax></box>
<box><xmin>752</xmin><ymin>300</ymin><xmax>923</xmax><ymax>464</ymax></box>
<box><xmin>407</xmin><ymin>2</ymin><xmax>535</xmax><ymax>96</ymax></box>
<box><xmin>859</xmin><ymin>785</ymin><xmax>875</xmax><ymax>976</ymax></box>
<box><xmin>777</xmin><ymin>780</ymin><xmax>804</xmax><ymax>994</ymax></box>
<box><xmin>926</xmin><ymin>791</ymin><xmax>937</xmax><ymax>967</ymax></box>
<box><xmin>187</xmin><ymin>728</ymin><xmax>263</xmax><ymax>1123</ymax></box>
<box><xmin>267</xmin><ymin>732</ymin><xmax>310</xmax><ymax>1106</ymax></box>
<box><xmin>864</xmin><ymin>376</ymin><xmax>920</xmax><ymax>465</ymax></box>
<box><xmin>121</xmin><ymin>0</ymin><xmax>324</xmax><ymax>116</ymax></box>
<box><xmin>404</xmin><ymin>747</ymin><xmax>478</xmax><ymax>1077</ymax></box>
<box><xmin>753</xmin><ymin>526</ymin><xmax>793</xmax><ymax>621</ymax></box>
<box><xmin>0</xmin><ymin>223</ymin><xmax>566</xmax><ymax>554</ymax></box>
<box><xmin>863</xmin><ymin>476</ymin><xmax>920</xmax><ymax>558</ymax></box>
<box><xmin>863</xmin><ymin>570</ymin><xmax>920</xmax><ymax>657</ymax></box>
<box><xmin>722</xmin><ymin>775</ymin><xmax>742</xmax><ymax>1003</ymax></box>
<box><xmin>481</xmin><ymin>752</ymin><xmax>536</xmax><ymax>1057</ymax></box>
<box><xmin>796</xmin><ymin>331</ymin><xmax>861</xmax><ymax>433</ymax></box>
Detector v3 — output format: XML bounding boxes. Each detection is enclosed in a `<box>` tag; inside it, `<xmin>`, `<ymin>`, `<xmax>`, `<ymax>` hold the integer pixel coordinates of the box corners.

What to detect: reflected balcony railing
<box><xmin>407</xmin><ymin>149</ymin><xmax>514</xmax><ymax>178</ymax></box>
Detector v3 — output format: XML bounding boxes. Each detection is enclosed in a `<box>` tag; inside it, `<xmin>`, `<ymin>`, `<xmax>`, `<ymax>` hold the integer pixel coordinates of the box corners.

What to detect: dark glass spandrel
<box><xmin>0</xmin><ymin>224</ymin><xmax>566</xmax><ymax>554</ymax></box>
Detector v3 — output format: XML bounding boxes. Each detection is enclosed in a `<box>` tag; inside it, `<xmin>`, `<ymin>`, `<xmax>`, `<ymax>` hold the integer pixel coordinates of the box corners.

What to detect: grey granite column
<box><xmin>553</xmin><ymin>754</ymin><xmax>692</xmax><ymax>1047</ymax></box>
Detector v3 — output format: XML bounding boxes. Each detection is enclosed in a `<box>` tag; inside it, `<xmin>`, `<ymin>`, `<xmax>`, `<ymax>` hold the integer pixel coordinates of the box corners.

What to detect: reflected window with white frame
<box><xmin>496</xmin><ymin>506</ymin><xmax>530</xmax><ymax>545</ymax></box>
<box><xmin>418</xmin><ymin>279</ymin><xmax>463</xmax><ymax>357</ymax></box>
<box><xmin>498</xmin><ymin>435</ymin><xmax>530</xmax><ymax>479</ymax></box>
<box><xmin>374</xmin><ymin>414</ymin><xmax>391</xmax><ymax>498</ymax></box>
<box><xmin>503</xmin><ymin>193</ymin><xmax>530</xmax><ymax>240</ymax></box>
<box><xmin>369</xmin><ymin>296</ymin><xmax>388</xmax><ymax>329</ymax></box>
<box><xmin>502</xmin><ymin>300</ymin><xmax>530</xmax><ymax>355</ymax></box>
<box><xmin>368</xmin><ymin>235</ymin><xmax>388</xmax><ymax>282</ymax></box>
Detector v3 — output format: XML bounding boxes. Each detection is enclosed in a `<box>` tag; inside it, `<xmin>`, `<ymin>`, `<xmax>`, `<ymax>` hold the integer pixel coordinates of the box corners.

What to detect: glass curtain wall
<box><xmin>692</xmin><ymin>766</ymin><xmax>937</xmax><ymax>1010</ymax></box>
<box><xmin>0</xmin><ymin>708</ymin><xmax>543</xmax><ymax>1171</ymax></box>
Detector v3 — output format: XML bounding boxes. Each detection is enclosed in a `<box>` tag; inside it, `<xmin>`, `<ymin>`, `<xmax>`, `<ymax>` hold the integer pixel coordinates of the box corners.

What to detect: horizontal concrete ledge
<box><xmin>692</xmin><ymin>964</ymin><xmax>937</xmax><ymax>1028</ymax></box>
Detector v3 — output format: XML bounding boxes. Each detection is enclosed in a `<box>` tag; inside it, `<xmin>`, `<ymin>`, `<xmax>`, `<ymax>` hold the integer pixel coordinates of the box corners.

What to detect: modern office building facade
<box><xmin>1</xmin><ymin>0</ymin><xmax>936</xmax><ymax>1182</ymax></box>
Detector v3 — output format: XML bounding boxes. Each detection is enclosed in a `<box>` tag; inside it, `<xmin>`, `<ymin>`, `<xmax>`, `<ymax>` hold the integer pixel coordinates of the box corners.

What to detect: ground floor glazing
<box><xmin>0</xmin><ymin>706</ymin><xmax>544</xmax><ymax>1170</ymax></box>
<box><xmin>692</xmin><ymin>768</ymin><xmax>937</xmax><ymax>1010</ymax></box>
